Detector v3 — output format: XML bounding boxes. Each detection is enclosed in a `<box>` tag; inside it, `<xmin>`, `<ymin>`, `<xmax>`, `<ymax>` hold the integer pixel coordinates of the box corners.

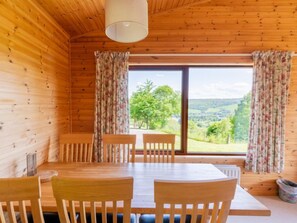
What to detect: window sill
<box><xmin>135</xmin><ymin>155</ymin><xmax>245</xmax><ymax>166</ymax></box>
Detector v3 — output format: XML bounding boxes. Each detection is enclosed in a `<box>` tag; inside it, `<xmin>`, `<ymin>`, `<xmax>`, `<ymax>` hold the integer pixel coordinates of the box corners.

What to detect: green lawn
<box><xmin>131</xmin><ymin>128</ymin><xmax>247</xmax><ymax>153</ymax></box>
<box><xmin>173</xmin><ymin>134</ymin><xmax>247</xmax><ymax>153</ymax></box>
<box><xmin>187</xmin><ymin>139</ymin><xmax>247</xmax><ymax>153</ymax></box>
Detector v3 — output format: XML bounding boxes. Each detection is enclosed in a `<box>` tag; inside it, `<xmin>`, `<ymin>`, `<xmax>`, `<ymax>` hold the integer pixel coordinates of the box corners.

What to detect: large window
<box><xmin>129</xmin><ymin>66</ymin><xmax>252</xmax><ymax>155</ymax></box>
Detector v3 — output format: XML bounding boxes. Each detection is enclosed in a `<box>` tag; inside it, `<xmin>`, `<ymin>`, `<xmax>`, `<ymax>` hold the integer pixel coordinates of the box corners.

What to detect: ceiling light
<box><xmin>105</xmin><ymin>0</ymin><xmax>148</xmax><ymax>43</ymax></box>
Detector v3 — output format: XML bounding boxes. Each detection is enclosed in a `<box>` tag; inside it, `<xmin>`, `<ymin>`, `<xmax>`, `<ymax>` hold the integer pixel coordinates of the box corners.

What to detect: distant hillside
<box><xmin>188</xmin><ymin>98</ymin><xmax>242</xmax><ymax>127</ymax></box>
<box><xmin>189</xmin><ymin>98</ymin><xmax>242</xmax><ymax>110</ymax></box>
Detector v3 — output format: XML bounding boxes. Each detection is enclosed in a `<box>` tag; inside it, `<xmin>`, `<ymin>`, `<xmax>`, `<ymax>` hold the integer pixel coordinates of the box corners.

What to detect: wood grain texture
<box><xmin>153</xmin><ymin>178</ymin><xmax>237</xmax><ymax>223</ymax></box>
<box><xmin>1</xmin><ymin>0</ymin><xmax>296</xmax><ymax>196</ymax></box>
<box><xmin>69</xmin><ymin>0</ymin><xmax>297</xmax><ymax>195</ymax></box>
<box><xmin>59</xmin><ymin>133</ymin><xmax>94</xmax><ymax>162</ymax></box>
<box><xmin>0</xmin><ymin>176</ymin><xmax>44</xmax><ymax>223</ymax></box>
<box><xmin>0</xmin><ymin>0</ymin><xmax>71</xmax><ymax>177</ymax></box>
<box><xmin>102</xmin><ymin>134</ymin><xmax>136</xmax><ymax>163</ymax></box>
<box><xmin>143</xmin><ymin>134</ymin><xmax>175</xmax><ymax>163</ymax></box>
<box><xmin>38</xmin><ymin>162</ymin><xmax>271</xmax><ymax>216</ymax></box>
<box><xmin>34</xmin><ymin>0</ymin><xmax>210</xmax><ymax>37</ymax></box>
<box><xmin>52</xmin><ymin>176</ymin><xmax>133</xmax><ymax>223</ymax></box>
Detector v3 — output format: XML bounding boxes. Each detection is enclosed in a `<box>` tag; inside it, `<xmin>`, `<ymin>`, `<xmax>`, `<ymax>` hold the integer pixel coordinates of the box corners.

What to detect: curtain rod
<box><xmin>130</xmin><ymin>53</ymin><xmax>296</xmax><ymax>57</ymax></box>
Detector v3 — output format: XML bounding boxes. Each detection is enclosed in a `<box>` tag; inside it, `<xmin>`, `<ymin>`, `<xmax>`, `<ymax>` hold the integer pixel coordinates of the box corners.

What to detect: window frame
<box><xmin>129</xmin><ymin>65</ymin><xmax>252</xmax><ymax>156</ymax></box>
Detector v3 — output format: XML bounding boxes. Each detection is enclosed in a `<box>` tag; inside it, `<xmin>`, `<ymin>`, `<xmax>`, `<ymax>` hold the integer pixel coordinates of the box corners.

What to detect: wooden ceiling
<box><xmin>35</xmin><ymin>0</ymin><xmax>210</xmax><ymax>37</ymax></box>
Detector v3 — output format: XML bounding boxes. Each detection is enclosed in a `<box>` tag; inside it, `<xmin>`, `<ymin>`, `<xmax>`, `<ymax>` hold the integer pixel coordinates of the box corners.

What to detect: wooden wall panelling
<box><xmin>70</xmin><ymin>0</ymin><xmax>297</xmax><ymax>195</ymax></box>
<box><xmin>34</xmin><ymin>0</ymin><xmax>105</xmax><ymax>36</ymax></box>
<box><xmin>0</xmin><ymin>0</ymin><xmax>71</xmax><ymax>177</ymax></box>
<box><xmin>71</xmin><ymin>46</ymin><xmax>96</xmax><ymax>132</ymax></box>
<box><xmin>34</xmin><ymin>0</ymin><xmax>210</xmax><ymax>37</ymax></box>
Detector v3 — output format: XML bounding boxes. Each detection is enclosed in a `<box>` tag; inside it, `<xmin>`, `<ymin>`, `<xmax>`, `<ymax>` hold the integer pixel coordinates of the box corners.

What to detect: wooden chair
<box><xmin>59</xmin><ymin>133</ymin><xmax>94</xmax><ymax>162</ymax></box>
<box><xmin>139</xmin><ymin>178</ymin><xmax>237</xmax><ymax>223</ymax></box>
<box><xmin>143</xmin><ymin>134</ymin><xmax>175</xmax><ymax>163</ymax></box>
<box><xmin>102</xmin><ymin>134</ymin><xmax>136</xmax><ymax>163</ymax></box>
<box><xmin>0</xmin><ymin>176</ymin><xmax>44</xmax><ymax>223</ymax></box>
<box><xmin>52</xmin><ymin>176</ymin><xmax>134</xmax><ymax>223</ymax></box>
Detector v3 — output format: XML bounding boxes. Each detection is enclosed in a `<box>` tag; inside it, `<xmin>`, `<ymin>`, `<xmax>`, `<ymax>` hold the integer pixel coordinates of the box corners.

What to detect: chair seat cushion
<box><xmin>86</xmin><ymin>213</ymin><xmax>136</xmax><ymax>223</ymax></box>
<box><xmin>27</xmin><ymin>212</ymin><xmax>79</xmax><ymax>223</ymax></box>
<box><xmin>139</xmin><ymin>214</ymin><xmax>201</xmax><ymax>223</ymax></box>
<box><xmin>27</xmin><ymin>212</ymin><xmax>60</xmax><ymax>223</ymax></box>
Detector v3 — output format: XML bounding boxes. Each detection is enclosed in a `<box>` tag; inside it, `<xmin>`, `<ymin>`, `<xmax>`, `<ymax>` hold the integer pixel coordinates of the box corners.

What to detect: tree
<box><xmin>233</xmin><ymin>92</ymin><xmax>251</xmax><ymax>143</ymax></box>
<box><xmin>205</xmin><ymin>92</ymin><xmax>251</xmax><ymax>144</ymax></box>
<box><xmin>152</xmin><ymin>85</ymin><xmax>181</xmax><ymax>128</ymax></box>
<box><xmin>206</xmin><ymin>117</ymin><xmax>234</xmax><ymax>144</ymax></box>
<box><xmin>130</xmin><ymin>80</ymin><xmax>157</xmax><ymax>129</ymax></box>
<box><xmin>130</xmin><ymin>80</ymin><xmax>180</xmax><ymax>129</ymax></box>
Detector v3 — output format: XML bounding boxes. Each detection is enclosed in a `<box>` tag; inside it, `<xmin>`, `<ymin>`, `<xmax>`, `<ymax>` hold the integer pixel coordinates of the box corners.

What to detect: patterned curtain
<box><xmin>94</xmin><ymin>51</ymin><xmax>130</xmax><ymax>162</ymax></box>
<box><xmin>245</xmin><ymin>50</ymin><xmax>293</xmax><ymax>173</ymax></box>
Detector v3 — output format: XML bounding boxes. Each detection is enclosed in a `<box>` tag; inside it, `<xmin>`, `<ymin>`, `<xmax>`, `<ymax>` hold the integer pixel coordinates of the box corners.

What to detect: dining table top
<box><xmin>37</xmin><ymin>162</ymin><xmax>271</xmax><ymax>216</ymax></box>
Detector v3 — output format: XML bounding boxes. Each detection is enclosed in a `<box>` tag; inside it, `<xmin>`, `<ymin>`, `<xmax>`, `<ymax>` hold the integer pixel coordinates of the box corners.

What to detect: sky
<box><xmin>129</xmin><ymin>67</ymin><xmax>253</xmax><ymax>99</ymax></box>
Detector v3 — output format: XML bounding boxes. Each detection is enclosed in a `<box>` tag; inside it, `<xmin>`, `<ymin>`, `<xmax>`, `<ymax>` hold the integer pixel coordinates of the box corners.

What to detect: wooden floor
<box><xmin>227</xmin><ymin>196</ymin><xmax>297</xmax><ymax>223</ymax></box>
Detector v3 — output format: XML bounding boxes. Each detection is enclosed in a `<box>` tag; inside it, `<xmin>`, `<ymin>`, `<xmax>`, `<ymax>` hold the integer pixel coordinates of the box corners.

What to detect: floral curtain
<box><xmin>245</xmin><ymin>50</ymin><xmax>293</xmax><ymax>173</ymax></box>
<box><xmin>94</xmin><ymin>51</ymin><xmax>130</xmax><ymax>162</ymax></box>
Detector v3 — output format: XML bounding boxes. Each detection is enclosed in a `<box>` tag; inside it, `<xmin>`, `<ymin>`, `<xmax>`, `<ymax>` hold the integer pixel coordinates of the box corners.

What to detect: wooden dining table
<box><xmin>38</xmin><ymin>162</ymin><xmax>271</xmax><ymax>216</ymax></box>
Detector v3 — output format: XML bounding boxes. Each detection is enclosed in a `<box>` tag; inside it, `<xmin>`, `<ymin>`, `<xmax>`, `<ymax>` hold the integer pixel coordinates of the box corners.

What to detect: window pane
<box><xmin>188</xmin><ymin>67</ymin><xmax>253</xmax><ymax>154</ymax></box>
<box><xmin>129</xmin><ymin>70</ymin><xmax>182</xmax><ymax>150</ymax></box>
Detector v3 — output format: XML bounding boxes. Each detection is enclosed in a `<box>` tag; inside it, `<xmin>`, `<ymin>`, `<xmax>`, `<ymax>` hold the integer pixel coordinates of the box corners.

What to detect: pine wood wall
<box><xmin>0</xmin><ymin>0</ymin><xmax>70</xmax><ymax>177</ymax></box>
<box><xmin>0</xmin><ymin>0</ymin><xmax>295</xmax><ymax>195</ymax></box>
<box><xmin>70</xmin><ymin>0</ymin><xmax>297</xmax><ymax>195</ymax></box>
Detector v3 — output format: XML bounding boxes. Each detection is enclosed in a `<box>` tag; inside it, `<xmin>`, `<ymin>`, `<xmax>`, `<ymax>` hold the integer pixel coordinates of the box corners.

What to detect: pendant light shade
<box><xmin>105</xmin><ymin>0</ymin><xmax>148</xmax><ymax>43</ymax></box>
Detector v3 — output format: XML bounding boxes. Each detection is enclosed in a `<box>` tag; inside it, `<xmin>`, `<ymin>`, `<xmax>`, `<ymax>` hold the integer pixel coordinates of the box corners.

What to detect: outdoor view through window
<box><xmin>129</xmin><ymin>67</ymin><xmax>253</xmax><ymax>154</ymax></box>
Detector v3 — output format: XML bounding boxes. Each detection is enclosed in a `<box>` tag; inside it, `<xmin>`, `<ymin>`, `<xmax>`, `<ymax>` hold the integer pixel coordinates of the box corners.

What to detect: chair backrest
<box><xmin>102</xmin><ymin>134</ymin><xmax>136</xmax><ymax>163</ymax></box>
<box><xmin>154</xmin><ymin>178</ymin><xmax>237</xmax><ymax>223</ymax></box>
<box><xmin>143</xmin><ymin>134</ymin><xmax>175</xmax><ymax>163</ymax></box>
<box><xmin>59</xmin><ymin>133</ymin><xmax>94</xmax><ymax>162</ymax></box>
<box><xmin>0</xmin><ymin>176</ymin><xmax>44</xmax><ymax>223</ymax></box>
<box><xmin>52</xmin><ymin>176</ymin><xmax>133</xmax><ymax>223</ymax></box>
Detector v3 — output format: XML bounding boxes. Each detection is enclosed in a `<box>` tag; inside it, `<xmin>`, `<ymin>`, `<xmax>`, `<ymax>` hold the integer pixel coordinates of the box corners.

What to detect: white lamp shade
<box><xmin>105</xmin><ymin>0</ymin><xmax>148</xmax><ymax>43</ymax></box>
